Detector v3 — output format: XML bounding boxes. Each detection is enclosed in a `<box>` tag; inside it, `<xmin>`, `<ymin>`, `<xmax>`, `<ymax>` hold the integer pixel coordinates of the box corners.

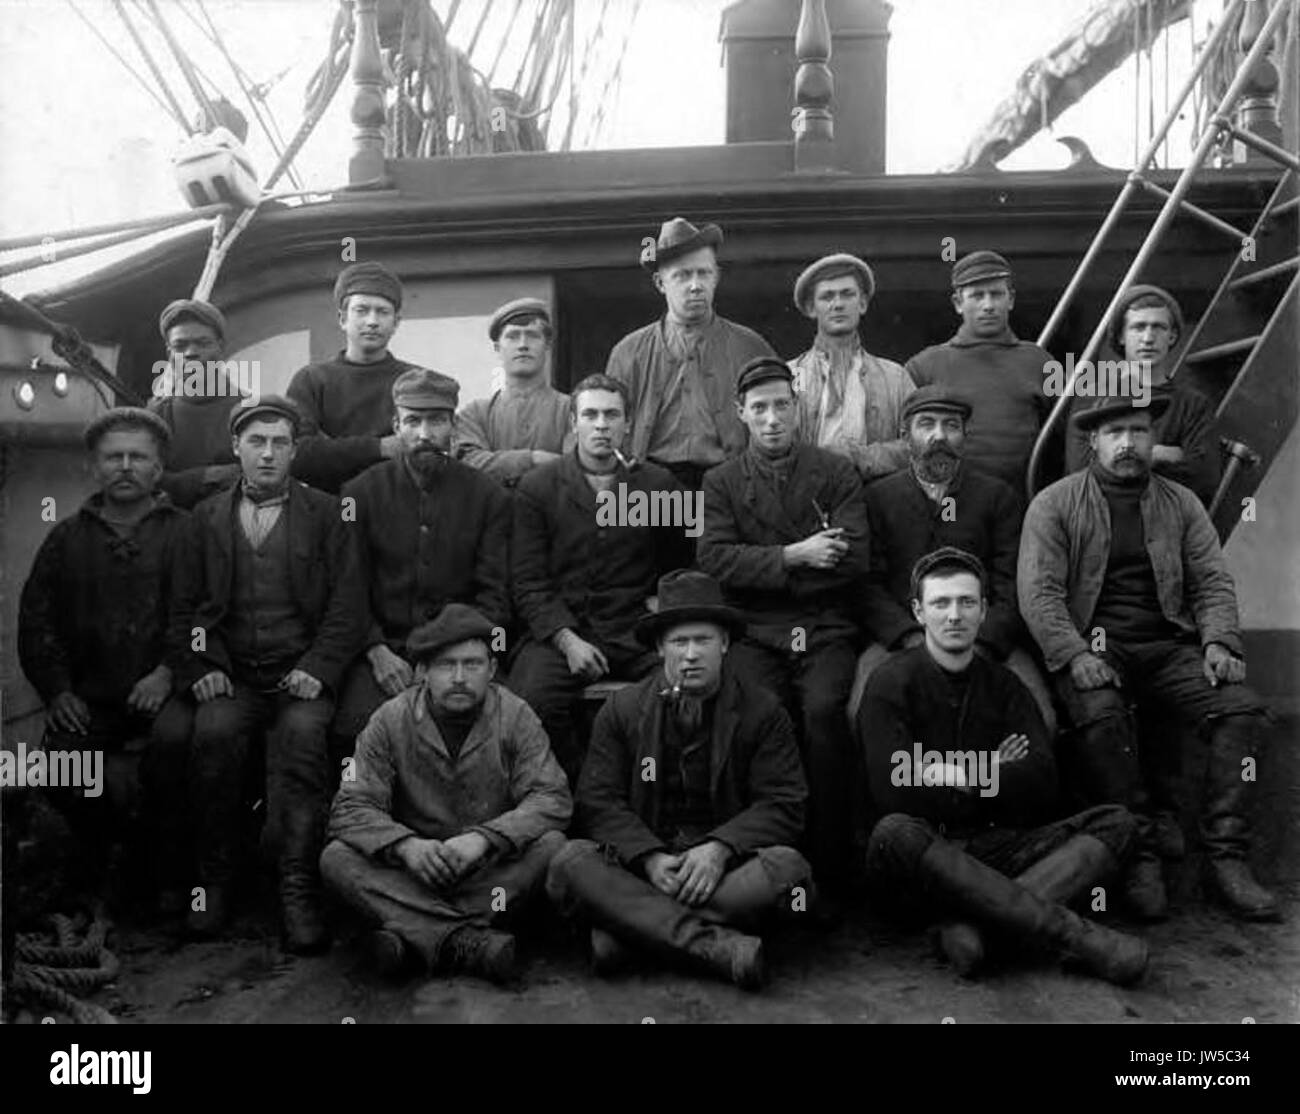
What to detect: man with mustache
<box><xmin>1020</xmin><ymin>396</ymin><xmax>1279</xmax><ymax>923</ymax></box>
<box><xmin>172</xmin><ymin>395</ymin><xmax>367</xmax><ymax>950</ymax></box>
<box><xmin>333</xmin><ymin>368</ymin><xmax>511</xmax><ymax>758</ymax></box>
<box><xmin>787</xmin><ymin>253</ymin><xmax>915</xmax><ymax>480</ymax></box>
<box><xmin>455</xmin><ymin>298</ymin><xmax>572</xmax><ymax>486</ymax></box>
<box><xmin>322</xmin><ymin>604</ymin><xmax>570</xmax><ymax>983</ymax></box>
<box><xmin>287</xmin><ymin>262</ymin><xmax>422</xmax><ymax>493</ymax></box>
<box><xmin>1064</xmin><ymin>285</ymin><xmax>1220</xmax><ymax>506</ymax></box>
<box><xmin>854</xmin><ymin>387</ymin><xmax>1055</xmax><ymax>733</ymax></box>
<box><xmin>859</xmin><ymin>548</ymin><xmax>1147</xmax><ymax>985</ymax></box>
<box><xmin>19</xmin><ymin>408</ymin><xmax>193</xmax><ymax>911</ymax></box>
<box><xmin>698</xmin><ymin>357</ymin><xmax>868</xmax><ymax>898</ymax></box>
<box><xmin>606</xmin><ymin>217</ymin><xmax>776</xmax><ymax>490</ymax></box>
<box><xmin>905</xmin><ymin>251</ymin><xmax>1053</xmax><ymax>494</ymax></box>
<box><xmin>546</xmin><ymin>571</ymin><xmax>813</xmax><ymax>990</ymax></box>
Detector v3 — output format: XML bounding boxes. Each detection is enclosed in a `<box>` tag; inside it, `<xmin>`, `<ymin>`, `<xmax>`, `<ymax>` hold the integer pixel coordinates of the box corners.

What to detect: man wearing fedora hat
<box><xmin>853</xmin><ymin>385</ymin><xmax>1055</xmax><ymax>733</ymax></box>
<box><xmin>605</xmin><ymin>217</ymin><xmax>776</xmax><ymax>490</ymax></box>
<box><xmin>148</xmin><ymin>298</ymin><xmax>248</xmax><ymax>508</ymax></box>
<box><xmin>321</xmin><ymin>603</ymin><xmax>570</xmax><ymax>984</ymax></box>
<box><xmin>287</xmin><ymin>261</ymin><xmax>425</xmax><ymax>493</ymax></box>
<box><xmin>698</xmin><ymin>356</ymin><xmax>868</xmax><ymax>896</ymax></box>
<box><xmin>1064</xmin><ymin>284</ymin><xmax>1220</xmax><ymax>506</ymax></box>
<box><xmin>172</xmin><ymin>395</ymin><xmax>368</xmax><ymax>950</ymax></box>
<box><xmin>546</xmin><ymin>570</ymin><xmax>813</xmax><ymax>990</ymax></box>
<box><xmin>905</xmin><ymin>250</ymin><xmax>1054</xmax><ymax>495</ymax></box>
<box><xmin>455</xmin><ymin>297</ymin><xmax>572</xmax><ymax>486</ymax></box>
<box><xmin>788</xmin><ymin>252</ymin><xmax>915</xmax><ymax>481</ymax></box>
<box><xmin>333</xmin><ymin>367</ymin><xmax>512</xmax><ymax>757</ymax></box>
<box><xmin>1019</xmin><ymin>395</ymin><xmax>1279</xmax><ymax>923</ymax></box>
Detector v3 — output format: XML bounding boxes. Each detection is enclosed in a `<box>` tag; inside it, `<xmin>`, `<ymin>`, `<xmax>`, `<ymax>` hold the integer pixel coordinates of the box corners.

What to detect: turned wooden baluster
<box><xmin>793</xmin><ymin>0</ymin><xmax>835</xmax><ymax>170</ymax></box>
<box><xmin>1234</xmin><ymin>0</ymin><xmax>1283</xmax><ymax>162</ymax></box>
<box><xmin>349</xmin><ymin>0</ymin><xmax>389</xmax><ymax>186</ymax></box>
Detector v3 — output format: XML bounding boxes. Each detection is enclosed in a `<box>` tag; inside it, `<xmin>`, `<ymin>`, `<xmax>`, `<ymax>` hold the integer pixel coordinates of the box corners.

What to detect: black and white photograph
<box><xmin>0</xmin><ymin>0</ymin><xmax>1296</xmax><ymax>1063</ymax></box>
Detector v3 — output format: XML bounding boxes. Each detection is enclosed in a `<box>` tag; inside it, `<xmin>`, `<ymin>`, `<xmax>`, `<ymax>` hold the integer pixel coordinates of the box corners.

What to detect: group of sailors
<box><xmin>15</xmin><ymin>215</ymin><xmax>1279</xmax><ymax>992</ymax></box>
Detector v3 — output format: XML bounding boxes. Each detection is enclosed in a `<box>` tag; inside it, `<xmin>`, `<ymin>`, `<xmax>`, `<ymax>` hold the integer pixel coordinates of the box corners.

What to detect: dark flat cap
<box><xmin>910</xmin><ymin>546</ymin><xmax>988</xmax><ymax>600</ymax></box>
<box><xmin>392</xmin><ymin>367</ymin><xmax>459</xmax><ymax>411</ymax></box>
<box><xmin>735</xmin><ymin>356</ymin><xmax>793</xmax><ymax>399</ymax></box>
<box><xmin>951</xmin><ymin>250</ymin><xmax>1012</xmax><ymax>290</ymax></box>
<box><xmin>901</xmin><ymin>385</ymin><xmax>973</xmax><ymax>424</ymax></box>
<box><xmin>1106</xmin><ymin>283</ymin><xmax>1185</xmax><ymax>354</ymax></box>
<box><xmin>159</xmin><ymin>299</ymin><xmax>226</xmax><ymax>342</ymax></box>
<box><xmin>407</xmin><ymin>603</ymin><xmax>497</xmax><ymax>662</ymax></box>
<box><xmin>84</xmin><ymin>406</ymin><xmax>171</xmax><ymax>450</ymax></box>
<box><xmin>334</xmin><ymin>262</ymin><xmax>403</xmax><ymax>311</ymax></box>
<box><xmin>489</xmin><ymin>297</ymin><xmax>551</xmax><ymax>342</ymax></box>
<box><xmin>641</xmin><ymin>217</ymin><xmax>723</xmax><ymax>272</ymax></box>
<box><xmin>793</xmin><ymin>253</ymin><xmax>876</xmax><ymax>315</ymax></box>
<box><xmin>1072</xmin><ymin>393</ymin><xmax>1171</xmax><ymax>432</ymax></box>
<box><xmin>229</xmin><ymin>394</ymin><xmax>302</xmax><ymax>437</ymax></box>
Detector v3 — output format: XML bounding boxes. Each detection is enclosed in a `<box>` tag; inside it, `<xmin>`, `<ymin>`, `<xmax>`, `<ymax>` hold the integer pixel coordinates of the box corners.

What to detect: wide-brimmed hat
<box><xmin>1072</xmin><ymin>393</ymin><xmax>1171</xmax><ymax>432</ymax></box>
<box><xmin>634</xmin><ymin>570</ymin><xmax>746</xmax><ymax>645</ymax></box>
<box><xmin>641</xmin><ymin>217</ymin><xmax>723</xmax><ymax>272</ymax></box>
<box><xmin>793</xmin><ymin>253</ymin><xmax>876</xmax><ymax>315</ymax></box>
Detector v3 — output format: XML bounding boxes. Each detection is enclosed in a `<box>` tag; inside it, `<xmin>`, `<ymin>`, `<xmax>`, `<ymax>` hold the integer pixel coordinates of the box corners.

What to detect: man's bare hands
<box><xmin>368</xmin><ymin>644</ymin><xmax>413</xmax><ymax>697</ymax></box>
<box><xmin>995</xmin><ymin>733</ymin><xmax>1031</xmax><ymax>765</ymax></box>
<box><xmin>126</xmin><ymin>665</ymin><xmax>172</xmax><ymax>716</ymax></box>
<box><xmin>442</xmin><ymin>831</ymin><xmax>492</xmax><ymax>877</ymax></box>
<box><xmin>282</xmin><ymin>669</ymin><xmax>323</xmax><ymax>700</ymax></box>
<box><xmin>784</xmin><ymin>528</ymin><xmax>848</xmax><ymax>571</ymax></box>
<box><xmin>555</xmin><ymin>630</ymin><xmax>609</xmax><ymax>682</ymax></box>
<box><xmin>192</xmin><ymin>670</ymin><xmax>234</xmax><ymax>703</ymax></box>
<box><xmin>1203</xmin><ymin>643</ymin><xmax>1246</xmax><ymax>688</ymax></box>
<box><xmin>48</xmin><ymin>691</ymin><xmax>90</xmax><ymax>735</ymax></box>
<box><xmin>674</xmin><ymin>841</ymin><xmax>730</xmax><ymax>907</ymax></box>
<box><xmin>396</xmin><ymin>837</ymin><xmax>460</xmax><ymax>890</ymax></box>
<box><xmin>644</xmin><ymin>851</ymin><xmax>684</xmax><ymax>897</ymax></box>
<box><xmin>1069</xmin><ymin>651</ymin><xmax>1120</xmax><ymax>692</ymax></box>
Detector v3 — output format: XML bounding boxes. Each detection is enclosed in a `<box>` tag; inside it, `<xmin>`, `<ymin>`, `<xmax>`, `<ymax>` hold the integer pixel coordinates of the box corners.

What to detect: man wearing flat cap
<box><xmin>853</xmin><ymin>385</ymin><xmax>1055</xmax><ymax>733</ymax></box>
<box><xmin>322</xmin><ymin>603</ymin><xmax>570</xmax><ymax>984</ymax></box>
<box><xmin>906</xmin><ymin>250</ymin><xmax>1053</xmax><ymax>495</ymax></box>
<box><xmin>605</xmin><ymin>217</ymin><xmax>776</xmax><ymax>490</ymax></box>
<box><xmin>334</xmin><ymin>367</ymin><xmax>511</xmax><ymax>758</ymax></box>
<box><xmin>455</xmin><ymin>297</ymin><xmax>573</xmax><ymax>486</ymax></box>
<box><xmin>287</xmin><ymin>261</ymin><xmax>423</xmax><ymax>493</ymax></box>
<box><xmin>1019</xmin><ymin>395</ymin><xmax>1280</xmax><ymax>924</ymax></box>
<box><xmin>171</xmin><ymin>394</ymin><xmax>368</xmax><ymax>950</ymax></box>
<box><xmin>546</xmin><ymin>570</ymin><xmax>813</xmax><ymax>990</ymax></box>
<box><xmin>19</xmin><ymin>407</ymin><xmax>194</xmax><ymax>910</ymax></box>
<box><xmin>1064</xmin><ymin>284</ymin><xmax>1220</xmax><ymax>506</ymax></box>
<box><xmin>148</xmin><ymin>298</ymin><xmax>247</xmax><ymax>508</ymax></box>
<box><xmin>698</xmin><ymin>356</ymin><xmax>868</xmax><ymax>896</ymax></box>
<box><xmin>788</xmin><ymin>253</ymin><xmax>916</xmax><ymax>482</ymax></box>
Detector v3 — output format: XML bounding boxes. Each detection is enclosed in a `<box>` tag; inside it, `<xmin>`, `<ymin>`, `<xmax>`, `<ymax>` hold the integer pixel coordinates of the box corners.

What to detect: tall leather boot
<box><xmin>917</xmin><ymin>838</ymin><xmax>1148</xmax><ymax>985</ymax></box>
<box><xmin>279</xmin><ymin>800</ymin><xmax>329</xmax><ymax>954</ymax></box>
<box><xmin>1200</xmin><ymin>715</ymin><xmax>1280</xmax><ymax>921</ymax></box>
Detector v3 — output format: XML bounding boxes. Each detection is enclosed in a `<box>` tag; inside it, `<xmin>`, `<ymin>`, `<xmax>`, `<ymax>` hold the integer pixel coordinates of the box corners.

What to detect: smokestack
<box><xmin>719</xmin><ymin>0</ymin><xmax>892</xmax><ymax>175</ymax></box>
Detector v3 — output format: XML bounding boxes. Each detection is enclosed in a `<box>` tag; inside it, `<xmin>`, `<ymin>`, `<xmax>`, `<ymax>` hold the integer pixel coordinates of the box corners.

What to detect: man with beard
<box><xmin>906</xmin><ymin>251</ymin><xmax>1053</xmax><ymax>493</ymax></box>
<box><xmin>173</xmin><ymin>396</ymin><xmax>367</xmax><ymax>950</ymax></box>
<box><xmin>1064</xmin><ymin>285</ymin><xmax>1220</xmax><ymax>506</ymax></box>
<box><xmin>333</xmin><ymin>368</ymin><xmax>511</xmax><ymax>754</ymax></box>
<box><xmin>859</xmin><ymin>548</ymin><xmax>1147</xmax><ymax>985</ymax></box>
<box><xmin>787</xmin><ymin>253</ymin><xmax>915</xmax><ymax>481</ymax></box>
<box><xmin>322</xmin><ymin>604</ymin><xmax>570</xmax><ymax>984</ymax></box>
<box><xmin>606</xmin><ymin>218</ymin><xmax>776</xmax><ymax>490</ymax></box>
<box><xmin>854</xmin><ymin>387</ymin><xmax>1054</xmax><ymax>732</ymax></box>
<box><xmin>511</xmin><ymin>374</ymin><xmax>689</xmax><ymax>783</ymax></box>
<box><xmin>698</xmin><ymin>357</ymin><xmax>868</xmax><ymax>896</ymax></box>
<box><xmin>19</xmin><ymin>408</ymin><xmax>193</xmax><ymax>910</ymax></box>
<box><xmin>287</xmin><ymin>262</ymin><xmax>422</xmax><ymax>493</ymax></box>
<box><xmin>1019</xmin><ymin>396</ymin><xmax>1280</xmax><ymax>923</ymax></box>
<box><xmin>455</xmin><ymin>298</ymin><xmax>572</xmax><ymax>486</ymax></box>
<box><xmin>546</xmin><ymin>571</ymin><xmax>812</xmax><ymax>990</ymax></box>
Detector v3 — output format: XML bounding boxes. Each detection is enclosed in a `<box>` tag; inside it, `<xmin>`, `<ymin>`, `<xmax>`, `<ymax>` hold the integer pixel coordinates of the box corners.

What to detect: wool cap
<box><xmin>159</xmin><ymin>299</ymin><xmax>226</xmax><ymax>342</ymax></box>
<box><xmin>407</xmin><ymin>603</ymin><xmax>497</xmax><ymax>662</ymax></box>
<box><xmin>793</xmin><ymin>253</ymin><xmax>876</xmax><ymax>315</ymax></box>
<box><xmin>84</xmin><ymin>406</ymin><xmax>171</xmax><ymax>451</ymax></box>
<box><xmin>334</xmin><ymin>262</ymin><xmax>403</xmax><ymax>311</ymax></box>
<box><xmin>228</xmin><ymin>393</ymin><xmax>301</xmax><ymax>437</ymax></box>
<box><xmin>488</xmin><ymin>297</ymin><xmax>551</xmax><ymax>342</ymax></box>
<box><xmin>735</xmin><ymin>355</ymin><xmax>794</xmax><ymax>399</ymax></box>
<box><xmin>951</xmin><ymin>250</ymin><xmax>1013</xmax><ymax>290</ymax></box>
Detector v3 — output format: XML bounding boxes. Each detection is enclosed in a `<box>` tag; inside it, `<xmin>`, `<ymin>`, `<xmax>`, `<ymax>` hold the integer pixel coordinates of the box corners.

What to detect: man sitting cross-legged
<box><xmin>546</xmin><ymin>571</ymin><xmax>813</xmax><ymax>991</ymax></box>
<box><xmin>858</xmin><ymin>547</ymin><xmax>1148</xmax><ymax>985</ymax></box>
<box><xmin>321</xmin><ymin>604</ymin><xmax>571</xmax><ymax>984</ymax></box>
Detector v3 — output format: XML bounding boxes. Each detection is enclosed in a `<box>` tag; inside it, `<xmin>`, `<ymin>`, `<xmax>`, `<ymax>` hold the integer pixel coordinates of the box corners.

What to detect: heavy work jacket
<box><xmin>171</xmin><ymin>481</ymin><xmax>367</xmax><ymax>691</ymax></box>
<box><xmin>698</xmin><ymin>443</ymin><xmax>867</xmax><ymax>652</ymax></box>
<box><xmin>342</xmin><ymin>456</ymin><xmax>511</xmax><ymax>651</ymax></box>
<box><xmin>576</xmin><ymin>668</ymin><xmax>807</xmax><ymax>866</ymax></box>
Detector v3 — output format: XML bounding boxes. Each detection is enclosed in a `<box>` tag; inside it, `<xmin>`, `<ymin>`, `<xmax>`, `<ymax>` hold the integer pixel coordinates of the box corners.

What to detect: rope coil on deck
<box><xmin>10</xmin><ymin>911</ymin><xmax>120</xmax><ymax>1024</ymax></box>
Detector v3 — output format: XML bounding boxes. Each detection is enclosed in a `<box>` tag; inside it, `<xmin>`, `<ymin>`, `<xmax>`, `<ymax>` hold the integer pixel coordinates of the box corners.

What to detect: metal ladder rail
<box><xmin>1025</xmin><ymin>0</ymin><xmax>1297</xmax><ymax>499</ymax></box>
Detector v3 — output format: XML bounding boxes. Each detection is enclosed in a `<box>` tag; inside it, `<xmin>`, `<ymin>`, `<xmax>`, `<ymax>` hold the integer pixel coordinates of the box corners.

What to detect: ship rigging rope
<box><xmin>9</xmin><ymin>911</ymin><xmax>120</xmax><ymax>1025</ymax></box>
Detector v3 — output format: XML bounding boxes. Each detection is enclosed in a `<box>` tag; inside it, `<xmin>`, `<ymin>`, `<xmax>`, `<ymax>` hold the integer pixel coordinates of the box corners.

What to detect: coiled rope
<box><xmin>10</xmin><ymin>911</ymin><xmax>120</xmax><ymax>1024</ymax></box>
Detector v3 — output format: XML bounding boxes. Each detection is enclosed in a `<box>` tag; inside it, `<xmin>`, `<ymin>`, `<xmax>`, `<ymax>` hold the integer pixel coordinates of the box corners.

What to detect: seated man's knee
<box><xmin>755</xmin><ymin>845</ymin><xmax>814</xmax><ymax>892</ymax></box>
<box><xmin>1074</xmin><ymin>803</ymin><xmax>1139</xmax><ymax>860</ymax></box>
<box><xmin>866</xmin><ymin>813</ymin><xmax>935</xmax><ymax>875</ymax></box>
<box><xmin>319</xmin><ymin>839</ymin><xmax>366</xmax><ymax>889</ymax></box>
